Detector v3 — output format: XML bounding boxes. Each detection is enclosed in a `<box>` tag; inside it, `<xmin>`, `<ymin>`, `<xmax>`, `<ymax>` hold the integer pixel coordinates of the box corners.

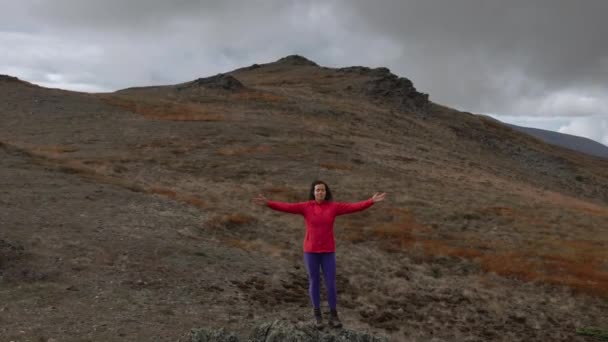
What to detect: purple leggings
<box><xmin>303</xmin><ymin>252</ymin><xmax>337</xmax><ymax>310</ymax></box>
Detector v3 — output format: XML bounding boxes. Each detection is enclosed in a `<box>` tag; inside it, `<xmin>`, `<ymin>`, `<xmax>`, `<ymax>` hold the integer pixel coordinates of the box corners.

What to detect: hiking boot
<box><xmin>328</xmin><ymin>309</ymin><xmax>343</xmax><ymax>328</ymax></box>
<box><xmin>313</xmin><ymin>308</ymin><xmax>324</xmax><ymax>329</ymax></box>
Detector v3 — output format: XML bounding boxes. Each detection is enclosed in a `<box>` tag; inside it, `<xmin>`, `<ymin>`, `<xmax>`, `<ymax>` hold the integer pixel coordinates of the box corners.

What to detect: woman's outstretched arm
<box><xmin>253</xmin><ymin>193</ymin><xmax>306</xmax><ymax>215</ymax></box>
<box><xmin>334</xmin><ymin>192</ymin><xmax>386</xmax><ymax>216</ymax></box>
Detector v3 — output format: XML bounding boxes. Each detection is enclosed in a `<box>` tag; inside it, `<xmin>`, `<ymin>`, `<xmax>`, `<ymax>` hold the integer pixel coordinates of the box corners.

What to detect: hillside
<box><xmin>1</xmin><ymin>55</ymin><xmax>606</xmax><ymax>341</ymax></box>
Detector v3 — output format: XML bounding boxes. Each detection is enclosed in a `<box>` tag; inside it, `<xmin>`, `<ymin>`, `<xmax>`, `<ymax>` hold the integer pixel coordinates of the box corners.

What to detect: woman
<box><xmin>253</xmin><ymin>180</ymin><xmax>386</xmax><ymax>328</ymax></box>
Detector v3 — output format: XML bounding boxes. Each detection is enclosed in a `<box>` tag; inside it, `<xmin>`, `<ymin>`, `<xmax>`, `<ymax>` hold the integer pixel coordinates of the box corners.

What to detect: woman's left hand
<box><xmin>371</xmin><ymin>192</ymin><xmax>386</xmax><ymax>203</ymax></box>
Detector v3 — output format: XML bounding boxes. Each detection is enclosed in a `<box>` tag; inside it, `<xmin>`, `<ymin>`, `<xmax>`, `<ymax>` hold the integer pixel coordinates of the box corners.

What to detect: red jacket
<box><xmin>267</xmin><ymin>199</ymin><xmax>374</xmax><ymax>252</ymax></box>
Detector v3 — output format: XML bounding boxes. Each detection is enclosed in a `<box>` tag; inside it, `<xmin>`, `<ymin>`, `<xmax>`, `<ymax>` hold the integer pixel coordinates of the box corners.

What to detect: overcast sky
<box><xmin>1</xmin><ymin>0</ymin><xmax>607</xmax><ymax>145</ymax></box>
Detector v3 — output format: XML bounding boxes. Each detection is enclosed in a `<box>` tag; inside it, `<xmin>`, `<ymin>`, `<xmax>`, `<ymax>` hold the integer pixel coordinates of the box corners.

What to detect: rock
<box><xmin>191</xmin><ymin>327</ymin><xmax>239</xmax><ymax>342</ymax></box>
<box><xmin>179</xmin><ymin>74</ymin><xmax>244</xmax><ymax>91</ymax></box>
<box><xmin>190</xmin><ymin>319</ymin><xmax>388</xmax><ymax>342</ymax></box>
<box><xmin>0</xmin><ymin>239</ymin><xmax>25</xmax><ymax>267</ymax></box>
<box><xmin>0</xmin><ymin>75</ymin><xmax>21</xmax><ymax>82</ymax></box>
<box><xmin>338</xmin><ymin>66</ymin><xmax>373</xmax><ymax>74</ymax></box>
<box><xmin>338</xmin><ymin>66</ymin><xmax>391</xmax><ymax>77</ymax></box>
<box><xmin>509</xmin><ymin>311</ymin><xmax>527</xmax><ymax>324</ymax></box>
<box><xmin>364</xmin><ymin>74</ymin><xmax>429</xmax><ymax>112</ymax></box>
<box><xmin>245</xmin><ymin>64</ymin><xmax>261</xmax><ymax>70</ymax></box>
<box><xmin>276</xmin><ymin>55</ymin><xmax>319</xmax><ymax>67</ymax></box>
<box><xmin>372</xmin><ymin>67</ymin><xmax>391</xmax><ymax>76</ymax></box>
<box><xmin>337</xmin><ymin>67</ymin><xmax>429</xmax><ymax>113</ymax></box>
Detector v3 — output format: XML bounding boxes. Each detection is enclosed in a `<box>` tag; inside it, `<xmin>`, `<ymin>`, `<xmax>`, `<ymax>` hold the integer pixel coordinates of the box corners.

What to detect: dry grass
<box><xmin>2</xmin><ymin>141</ymin><xmax>214</xmax><ymax>209</ymax></box>
<box><xmin>540</xmin><ymin>253</ymin><xmax>607</xmax><ymax>295</ymax></box>
<box><xmin>31</xmin><ymin>144</ymin><xmax>79</xmax><ymax>155</ymax></box>
<box><xmin>416</xmin><ymin>239</ymin><xmax>485</xmax><ymax>259</ymax></box>
<box><xmin>228</xmin><ymin>90</ymin><xmax>285</xmax><ymax>103</ymax></box>
<box><xmin>222</xmin><ymin>238</ymin><xmax>285</xmax><ymax>257</ymax></box>
<box><xmin>419</xmin><ymin>240</ymin><xmax>607</xmax><ymax>298</ymax></box>
<box><xmin>399</xmin><ymin>236</ymin><xmax>607</xmax><ymax>297</ymax></box>
<box><xmin>476</xmin><ymin>206</ymin><xmax>516</xmax><ymax>217</ymax></box>
<box><xmin>216</xmin><ymin>144</ymin><xmax>271</xmax><ymax>156</ymax></box>
<box><xmin>341</xmin><ymin>207</ymin><xmax>431</xmax><ymax>252</ymax></box>
<box><xmin>5</xmin><ymin>141</ymin><xmax>118</xmax><ymax>178</ymax></box>
<box><xmin>176</xmin><ymin>227</ymin><xmax>203</xmax><ymax>240</ymax></box>
<box><xmin>502</xmin><ymin>176</ymin><xmax>608</xmax><ymax>218</ymax></box>
<box><xmin>351</xmin><ymin>205</ymin><xmax>608</xmax><ymax>297</ymax></box>
<box><xmin>319</xmin><ymin>162</ymin><xmax>353</xmax><ymax>171</ymax></box>
<box><xmin>369</xmin><ymin>207</ymin><xmax>430</xmax><ymax>249</ymax></box>
<box><xmin>541</xmin><ymin>191</ymin><xmax>608</xmax><ymax>217</ymax></box>
<box><xmin>474</xmin><ymin>244</ymin><xmax>608</xmax><ymax>297</ymax></box>
<box><xmin>147</xmin><ymin>186</ymin><xmax>207</xmax><ymax>209</ymax></box>
<box><xmin>101</xmin><ymin>95</ymin><xmax>227</xmax><ymax>121</ymax></box>
<box><xmin>100</xmin><ymin>89</ymin><xmax>288</xmax><ymax>122</ymax></box>
<box><xmin>205</xmin><ymin>213</ymin><xmax>258</xmax><ymax>230</ymax></box>
<box><xmin>262</xmin><ymin>186</ymin><xmax>302</xmax><ymax>202</ymax></box>
<box><xmin>405</xmin><ymin>227</ymin><xmax>608</xmax><ymax>297</ymax></box>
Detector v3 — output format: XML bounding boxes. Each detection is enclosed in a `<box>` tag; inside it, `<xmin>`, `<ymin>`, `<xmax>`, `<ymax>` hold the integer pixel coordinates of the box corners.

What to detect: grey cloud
<box><xmin>342</xmin><ymin>0</ymin><xmax>608</xmax><ymax>84</ymax></box>
<box><xmin>13</xmin><ymin>0</ymin><xmax>294</xmax><ymax>33</ymax></box>
<box><xmin>334</xmin><ymin>0</ymin><xmax>608</xmax><ymax>115</ymax></box>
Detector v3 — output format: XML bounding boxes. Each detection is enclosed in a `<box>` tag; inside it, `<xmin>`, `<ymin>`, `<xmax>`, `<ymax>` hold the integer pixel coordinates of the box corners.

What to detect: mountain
<box><xmin>1</xmin><ymin>55</ymin><xmax>607</xmax><ymax>341</ymax></box>
<box><xmin>505</xmin><ymin>122</ymin><xmax>608</xmax><ymax>159</ymax></box>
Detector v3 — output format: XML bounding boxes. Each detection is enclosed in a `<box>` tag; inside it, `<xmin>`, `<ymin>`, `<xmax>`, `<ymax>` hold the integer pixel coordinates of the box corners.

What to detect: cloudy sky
<box><xmin>2</xmin><ymin>0</ymin><xmax>607</xmax><ymax>145</ymax></box>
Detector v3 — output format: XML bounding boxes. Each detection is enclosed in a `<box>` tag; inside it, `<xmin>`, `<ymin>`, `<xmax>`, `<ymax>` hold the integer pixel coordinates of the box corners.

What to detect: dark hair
<box><xmin>309</xmin><ymin>180</ymin><xmax>333</xmax><ymax>201</ymax></box>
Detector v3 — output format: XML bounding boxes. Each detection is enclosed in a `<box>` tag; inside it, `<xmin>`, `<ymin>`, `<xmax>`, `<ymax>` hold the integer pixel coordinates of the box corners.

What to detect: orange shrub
<box><xmin>367</xmin><ymin>206</ymin><xmax>608</xmax><ymax>298</ymax></box>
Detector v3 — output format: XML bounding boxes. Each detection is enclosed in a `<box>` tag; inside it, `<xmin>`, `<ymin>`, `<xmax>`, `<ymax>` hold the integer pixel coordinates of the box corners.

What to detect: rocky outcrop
<box><xmin>190</xmin><ymin>328</ymin><xmax>239</xmax><ymax>342</ymax></box>
<box><xmin>364</xmin><ymin>73</ymin><xmax>429</xmax><ymax>113</ymax></box>
<box><xmin>0</xmin><ymin>75</ymin><xmax>21</xmax><ymax>83</ymax></box>
<box><xmin>338</xmin><ymin>66</ymin><xmax>391</xmax><ymax>78</ymax></box>
<box><xmin>244</xmin><ymin>64</ymin><xmax>261</xmax><ymax>71</ymax></box>
<box><xmin>189</xmin><ymin>319</ymin><xmax>388</xmax><ymax>342</ymax></box>
<box><xmin>336</xmin><ymin>66</ymin><xmax>429</xmax><ymax>113</ymax></box>
<box><xmin>276</xmin><ymin>55</ymin><xmax>319</xmax><ymax>67</ymax></box>
<box><xmin>179</xmin><ymin>74</ymin><xmax>245</xmax><ymax>91</ymax></box>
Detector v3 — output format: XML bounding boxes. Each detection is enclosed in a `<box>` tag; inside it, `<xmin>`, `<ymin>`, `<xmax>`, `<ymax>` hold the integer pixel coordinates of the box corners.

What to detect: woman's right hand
<box><xmin>253</xmin><ymin>194</ymin><xmax>269</xmax><ymax>206</ymax></box>
<box><xmin>371</xmin><ymin>192</ymin><xmax>386</xmax><ymax>203</ymax></box>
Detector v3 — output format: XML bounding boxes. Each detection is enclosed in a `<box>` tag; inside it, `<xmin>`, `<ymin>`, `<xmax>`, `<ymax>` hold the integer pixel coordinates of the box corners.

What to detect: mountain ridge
<box><xmin>506</xmin><ymin>122</ymin><xmax>608</xmax><ymax>159</ymax></box>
